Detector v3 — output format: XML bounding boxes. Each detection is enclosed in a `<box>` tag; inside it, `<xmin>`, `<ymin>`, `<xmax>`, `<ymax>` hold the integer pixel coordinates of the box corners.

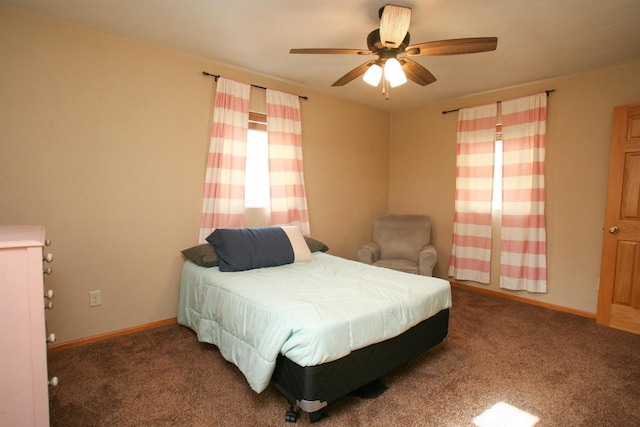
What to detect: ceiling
<box><xmin>3</xmin><ymin>0</ymin><xmax>640</xmax><ymax>112</ymax></box>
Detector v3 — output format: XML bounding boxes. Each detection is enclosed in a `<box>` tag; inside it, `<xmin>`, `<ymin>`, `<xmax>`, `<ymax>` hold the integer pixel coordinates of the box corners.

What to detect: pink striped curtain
<box><xmin>198</xmin><ymin>78</ymin><xmax>251</xmax><ymax>243</ymax></box>
<box><xmin>500</xmin><ymin>93</ymin><xmax>547</xmax><ymax>292</ymax></box>
<box><xmin>266</xmin><ymin>89</ymin><xmax>310</xmax><ymax>235</ymax></box>
<box><xmin>448</xmin><ymin>103</ymin><xmax>498</xmax><ymax>284</ymax></box>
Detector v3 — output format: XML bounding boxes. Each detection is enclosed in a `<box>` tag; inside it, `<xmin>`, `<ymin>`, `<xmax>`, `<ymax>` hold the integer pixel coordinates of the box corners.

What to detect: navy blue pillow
<box><xmin>206</xmin><ymin>227</ymin><xmax>295</xmax><ymax>272</ymax></box>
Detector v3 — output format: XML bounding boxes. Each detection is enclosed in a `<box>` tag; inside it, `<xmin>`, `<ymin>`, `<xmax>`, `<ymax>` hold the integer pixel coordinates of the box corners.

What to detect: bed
<box><xmin>178</xmin><ymin>227</ymin><xmax>451</xmax><ymax>422</ymax></box>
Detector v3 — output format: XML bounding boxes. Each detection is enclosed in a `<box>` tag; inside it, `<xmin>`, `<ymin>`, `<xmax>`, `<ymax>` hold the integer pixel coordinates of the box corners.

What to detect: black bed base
<box><xmin>270</xmin><ymin>308</ymin><xmax>449</xmax><ymax>422</ymax></box>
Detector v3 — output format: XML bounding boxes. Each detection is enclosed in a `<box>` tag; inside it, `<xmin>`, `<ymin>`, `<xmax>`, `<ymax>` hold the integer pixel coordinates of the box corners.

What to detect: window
<box><xmin>492</xmin><ymin>124</ymin><xmax>503</xmax><ymax>211</ymax></box>
<box><xmin>199</xmin><ymin>79</ymin><xmax>310</xmax><ymax>239</ymax></box>
<box><xmin>449</xmin><ymin>94</ymin><xmax>547</xmax><ymax>291</ymax></box>
<box><xmin>244</xmin><ymin>113</ymin><xmax>270</xmax><ymax>209</ymax></box>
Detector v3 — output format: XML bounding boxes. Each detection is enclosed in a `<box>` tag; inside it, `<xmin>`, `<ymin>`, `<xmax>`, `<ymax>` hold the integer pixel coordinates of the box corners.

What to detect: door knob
<box><xmin>609</xmin><ymin>225</ymin><xmax>620</xmax><ymax>234</ymax></box>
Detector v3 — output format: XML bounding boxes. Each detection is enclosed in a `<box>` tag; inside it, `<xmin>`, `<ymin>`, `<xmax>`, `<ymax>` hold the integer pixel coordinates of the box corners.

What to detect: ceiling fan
<box><xmin>290</xmin><ymin>4</ymin><xmax>498</xmax><ymax>97</ymax></box>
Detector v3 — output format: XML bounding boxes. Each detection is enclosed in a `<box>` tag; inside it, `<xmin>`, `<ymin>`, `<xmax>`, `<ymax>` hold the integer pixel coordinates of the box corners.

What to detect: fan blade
<box><xmin>399</xmin><ymin>58</ymin><xmax>437</xmax><ymax>86</ymax></box>
<box><xmin>332</xmin><ymin>60</ymin><xmax>376</xmax><ymax>86</ymax></box>
<box><xmin>405</xmin><ymin>37</ymin><xmax>498</xmax><ymax>56</ymax></box>
<box><xmin>290</xmin><ymin>48</ymin><xmax>372</xmax><ymax>55</ymax></box>
<box><xmin>379</xmin><ymin>4</ymin><xmax>411</xmax><ymax>48</ymax></box>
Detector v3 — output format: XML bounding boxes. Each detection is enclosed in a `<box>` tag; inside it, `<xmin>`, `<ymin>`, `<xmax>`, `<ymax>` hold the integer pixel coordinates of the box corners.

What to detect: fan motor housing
<box><xmin>367</xmin><ymin>29</ymin><xmax>411</xmax><ymax>54</ymax></box>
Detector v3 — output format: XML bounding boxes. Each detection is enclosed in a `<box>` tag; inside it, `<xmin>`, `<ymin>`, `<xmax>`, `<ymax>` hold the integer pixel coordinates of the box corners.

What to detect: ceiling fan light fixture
<box><xmin>290</xmin><ymin>4</ymin><xmax>498</xmax><ymax>94</ymax></box>
<box><xmin>363</xmin><ymin>63</ymin><xmax>383</xmax><ymax>86</ymax></box>
<box><xmin>384</xmin><ymin>57</ymin><xmax>407</xmax><ymax>87</ymax></box>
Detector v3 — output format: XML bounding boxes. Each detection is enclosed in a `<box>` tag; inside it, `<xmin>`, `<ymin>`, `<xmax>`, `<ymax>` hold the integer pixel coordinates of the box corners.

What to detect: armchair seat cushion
<box><xmin>373</xmin><ymin>258</ymin><xmax>418</xmax><ymax>275</ymax></box>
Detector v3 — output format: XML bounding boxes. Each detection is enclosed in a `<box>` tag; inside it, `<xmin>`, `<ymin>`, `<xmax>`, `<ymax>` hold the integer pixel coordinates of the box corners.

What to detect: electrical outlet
<box><xmin>89</xmin><ymin>290</ymin><xmax>101</xmax><ymax>307</ymax></box>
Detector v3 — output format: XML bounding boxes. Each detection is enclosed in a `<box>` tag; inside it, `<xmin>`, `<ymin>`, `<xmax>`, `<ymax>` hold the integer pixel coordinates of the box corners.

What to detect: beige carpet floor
<box><xmin>49</xmin><ymin>287</ymin><xmax>640</xmax><ymax>426</ymax></box>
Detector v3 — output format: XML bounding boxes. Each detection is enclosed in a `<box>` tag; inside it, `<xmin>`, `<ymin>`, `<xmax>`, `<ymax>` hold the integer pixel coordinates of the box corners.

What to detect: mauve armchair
<box><xmin>357</xmin><ymin>214</ymin><xmax>437</xmax><ymax>276</ymax></box>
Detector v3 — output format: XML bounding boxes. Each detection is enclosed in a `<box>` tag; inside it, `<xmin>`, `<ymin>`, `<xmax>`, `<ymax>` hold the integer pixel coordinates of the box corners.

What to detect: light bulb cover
<box><xmin>363</xmin><ymin>63</ymin><xmax>382</xmax><ymax>86</ymax></box>
<box><xmin>384</xmin><ymin>58</ymin><xmax>407</xmax><ymax>87</ymax></box>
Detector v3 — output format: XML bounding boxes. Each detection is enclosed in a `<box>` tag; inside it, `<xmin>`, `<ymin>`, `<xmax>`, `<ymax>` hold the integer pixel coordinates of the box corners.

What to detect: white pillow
<box><xmin>281</xmin><ymin>225</ymin><xmax>313</xmax><ymax>262</ymax></box>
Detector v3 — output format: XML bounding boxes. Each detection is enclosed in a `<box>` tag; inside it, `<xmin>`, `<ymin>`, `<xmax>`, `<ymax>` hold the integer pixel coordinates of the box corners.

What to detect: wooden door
<box><xmin>597</xmin><ymin>103</ymin><xmax>640</xmax><ymax>334</ymax></box>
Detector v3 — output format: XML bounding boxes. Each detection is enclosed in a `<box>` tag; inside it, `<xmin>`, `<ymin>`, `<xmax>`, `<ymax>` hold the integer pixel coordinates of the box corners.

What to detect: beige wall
<box><xmin>4</xmin><ymin>5</ymin><xmax>640</xmax><ymax>342</ymax></box>
<box><xmin>389</xmin><ymin>61</ymin><xmax>640</xmax><ymax>314</ymax></box>
<box><xmin>0</xmin><ymin>6</ymin><xmax>390</xmax><ymax>343</ymax></box>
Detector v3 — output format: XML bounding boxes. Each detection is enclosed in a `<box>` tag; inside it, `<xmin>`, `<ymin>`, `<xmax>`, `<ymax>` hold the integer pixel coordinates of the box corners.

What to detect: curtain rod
<box><xmin>441</xmin><ymin>89</ymin><xmax>555</xmax><ymax>115</ymax></box>
<box><xmin>202</xmin><ymin>71</ymin><xmax>308</xmax><ymax>101</ymax></box>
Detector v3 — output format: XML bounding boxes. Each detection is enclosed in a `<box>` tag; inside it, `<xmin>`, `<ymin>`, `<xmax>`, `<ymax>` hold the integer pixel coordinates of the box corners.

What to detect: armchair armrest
<box><xmin>357</xmin><ymin>242</ymin><xmax>380</xmax><ymax>265</ymax></box>
<box><xmin>418</xmin><ymin>244</ymin><xmax>437</xmax><ymax>276</ymax></box>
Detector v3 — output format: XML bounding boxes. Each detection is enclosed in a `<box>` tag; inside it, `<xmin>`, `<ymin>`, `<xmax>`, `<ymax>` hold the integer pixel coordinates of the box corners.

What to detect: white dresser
<box><xmin>0</xmin><ymin>225</ymin><xmax>55</xmax><ymax>427</ymax></box>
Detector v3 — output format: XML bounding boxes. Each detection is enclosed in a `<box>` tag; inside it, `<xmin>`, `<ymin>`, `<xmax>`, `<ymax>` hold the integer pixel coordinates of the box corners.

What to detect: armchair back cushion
<box><xmin>374</xmin><ymin>215</ymin><xmax>431</xmax><ymax>262</ymax></box>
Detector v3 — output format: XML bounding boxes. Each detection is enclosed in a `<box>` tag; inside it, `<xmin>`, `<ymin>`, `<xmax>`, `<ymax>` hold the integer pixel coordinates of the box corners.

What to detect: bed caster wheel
<box><xmin>285</xmin><ymin>406</ymin><xmax>299</xmax><ymax>423</ymax></box>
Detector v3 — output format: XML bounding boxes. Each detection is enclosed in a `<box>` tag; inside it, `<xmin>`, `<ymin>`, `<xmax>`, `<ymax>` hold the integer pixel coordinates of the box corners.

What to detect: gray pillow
<box><xmin>304</xmin><ymin>236</ymin><xmax>329</xmax><ymax>253</ymax></box>
<box><xmin>181</xmin><ymin>244</ymin><xmax>219</xmax><ymax>267</ymax></box>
